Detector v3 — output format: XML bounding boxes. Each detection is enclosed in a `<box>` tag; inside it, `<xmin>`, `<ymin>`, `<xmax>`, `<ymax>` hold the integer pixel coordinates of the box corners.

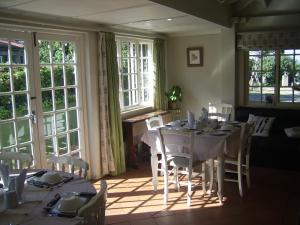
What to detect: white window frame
<box><xmin>116</xmin><ymin>37</ymin><xmax>153</xmax><ymax>111</ymax></box>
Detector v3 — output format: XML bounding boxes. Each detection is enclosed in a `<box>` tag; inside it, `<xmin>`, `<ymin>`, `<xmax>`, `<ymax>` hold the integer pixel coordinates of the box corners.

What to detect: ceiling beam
<box><xmin>149</xmin><ymin>0</ymin><xmax>232</xmax><ymax>27</ymax></box>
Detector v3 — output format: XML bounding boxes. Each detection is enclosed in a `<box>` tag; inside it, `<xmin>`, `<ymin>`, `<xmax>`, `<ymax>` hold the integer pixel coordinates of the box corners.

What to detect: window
<box><xmin>116</xmin><ymin>37</ymin><xmax>153</xmax><ymax>111</ymax></box>
<box><xmin>247</xmin><ymin>49</ymin><xmax>300</xmax><ymax>105</ymax></box>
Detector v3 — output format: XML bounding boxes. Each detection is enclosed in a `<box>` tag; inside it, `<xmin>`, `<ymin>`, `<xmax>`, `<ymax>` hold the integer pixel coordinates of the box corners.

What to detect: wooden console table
<box><xmin>122</xmin><ymin>110</ymin><xmax>172</xmax><ymax>168</ymax></box>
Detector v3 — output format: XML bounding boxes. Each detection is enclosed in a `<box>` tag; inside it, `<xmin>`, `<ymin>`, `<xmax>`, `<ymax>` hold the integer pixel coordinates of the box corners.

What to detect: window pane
<box><xmin>249</xmin><ymin>87</ymin><xmax>261</xmax><ymax>102</ymax></box>
<box><xmin>123</xmin><ymin>75</ymin><xmax>129</xmax><ymax>90</ymax></box>
<box><xmin>142</xmin><ymin>44</ymin><xmax>148</xmax><ymax>57</ymax></box>
<box><xmin>0</xmin><ymin>122</ymin><xmax>15</xmax><ymax>147</ymax></box>
<box><xmin>131</xmin><ymin>75</ymin><xmax>137</xmax><ymax>89</ymax></box>
<box><xmin>70</xmin><ymin>131</ymin><xmax>79</xmax><ymax>151</ymax></box>
<box><xmin>52</xmin><ymin>41</ymin><xmax>63</xmax><ymax>63</ymax></box>
<box><xmin>39</xmin><ymin>40</ymin><xmax>50</xmax><ymax>64</ymax></box>
<box><xmin>249</xmin><ymin>72</ymin><xmax>261</xmax><ymax>86</ymax></box>
<box><xmin>123</xmin><ymin>92</ymin><xmax>129</xmax><ymax>106</ymax></box>
<box><xmin>40</xmin><ymin>66</ymin><xmax>52</xmax><ymax>88</ymax></box>
<box><xmin>295</xmin><ymin>55</ymin><xmax>300</xmax><ymax>70</ymax></box>
<box><xmin>13</xmin><ymin>67</ymin><xmax>27</xmax><ymax>91</ymax></box>
<box><xmin>282</xmin><ymin>49</ymin><xmax>294</xmax><ymax>55</ymax></box>
<box><xmin>295</xmin><ymin>89</ymin><xmax>300</xmax><ymax>103</ymax></box>
<box><xmin>66</xmin><ymin>65</ymin><xmax>76</xmax><ymax>85</ymax></box>
<box><xmin>262</xmin><ymin>72</ymin><xmax>274</xmax><ymax>86</ymax></box>
<box><xmin>15</xmin><ymin>94</ymin><xmax>28</xmax><ymax>117</ymax></box>
<box><xmin>68</xmin><ymin>110</ymin><xmax>78</xmax><ymax>129</ymax></box>
<box><xmin>0</xmin><ymin>39</ymin><xmax>9</xmax><ymax>64</ymax></box>
<box><xmin>280</xmin><ymin>87</ymin><xmax>293</xmax><ymax>102</ymax></box>
<box><xmin>45</xmin><ymin>138</ymin><xmax>54</xmax><ymax>156</ymax></box>
<box><xmin>53</xmin><ymin>65</ymin><xmax>64</xmax><ymax>86</ymax></box>
<box><xmin>55</xmin><ymin>89</ymin><xmax>65</xmax><ymax>110</ymax></box>
<box><xmin>122</xmin><ymin>59</ymin><xmax>128</xmax><ymax>73</ymax></box>
<box><xmin>262</xmin><ymin>87</ymin><xmax>274</xmax><ymax>103</ymax></box>
<box><xmin>249</xmin><ymin>51</ymin><xmax>261</xmax><ymax>56</ymax></box>
<box><xmin>143</xmin><ymin>74</ymin><xmax>149</xmax><ymax>87</ymax></box>
<box><xmin>58</xmin><ymin>135</ymin><xmax>67</xmax><ymax>155</ymax></box>
<box><xmin>67</xmin><ymin>88</ymin><xmax>76</xmax><ymax>107</ymax></box>
<box><xmin>143</xmin><ymin>59</ymin><xmax>148</xmax><ymax>72</ymax></box>
<box><xmin>17</xmin><ymin>119</ymin><xmax>30</xmax><ymax>143</ymax></box>
<box><xmin>11</xmin><ymin>40</ymin><xmax>25</xmax><ymax>64</ymax></box>
<box><xmin>0</xmin><ymin>67</ymin><xmax>10</xmax><ymax>92</ymax></box>
<box><xmin>64</xmin><ymin>42</ymin><xmax>75</xmax><ymax>63</ymax></box>
<box><xmin>43</xmin><ymin>115</ymin><xmax>54</xmax><ymax>136</ymax></box>
<box><xmin>0</xmin><ymin>95</ymin><xmax>12</xmax><ymax>119</ymax></box>
<box><xmin>121</xmin><ymin>42</ymin><xmax>129</xmax><ymax>58</ymax></box>
<box><xmin>143</xmin><ymin>89</ymin><xmax>149</xmax><ymax>102</ymax></box>
<box><xmin>294</xmin><ymin>71</ymin><xmax>300</xmax><ymax>86</ymax></box>
<box><xmin>56</xmin><ymin>112</ymin><xmax>66</xmax><ymax>133</ymax></box>
<box><xmin>249</xmin><ymin>56</ymin><xmax>260</xmax><ymax>71</ymax></box>
<box><xmin>42</xmin><ymin>90</ymin><xmax>53</xmax><ymax>112</ymax></box>
<box><xmin>131</xmin><ymin>43</ymin><xmax>136</xmax><ymax>57</ymax></box>
<box><xmin>262</xmin><ymin>55</ymin><xmax>275</xmax><ymax>71</ymax></box>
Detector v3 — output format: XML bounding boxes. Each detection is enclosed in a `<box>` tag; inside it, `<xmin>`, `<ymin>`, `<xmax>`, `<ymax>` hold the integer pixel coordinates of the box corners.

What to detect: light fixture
<box><xmin>167</xmin><ymin>18</ymin><xmax>172</xmax><ymax>21</ymax></box>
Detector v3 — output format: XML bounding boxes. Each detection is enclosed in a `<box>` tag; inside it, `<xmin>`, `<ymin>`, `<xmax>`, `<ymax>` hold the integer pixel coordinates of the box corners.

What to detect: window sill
<box><xmin>121</xmin><ymin>106</ymin><xmax>154</xmax><ymax>120</ymax></box>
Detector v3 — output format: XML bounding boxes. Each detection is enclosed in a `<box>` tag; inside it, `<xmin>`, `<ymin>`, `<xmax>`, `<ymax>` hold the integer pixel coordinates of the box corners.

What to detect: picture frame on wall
<box><xmin>187</xmin><ymin>47</ymin><xmax>203</xmax><ymax>67</ymax></box>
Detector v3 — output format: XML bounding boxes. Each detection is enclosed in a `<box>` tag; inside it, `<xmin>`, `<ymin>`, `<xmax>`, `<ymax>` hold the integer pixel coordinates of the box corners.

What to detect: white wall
<box><xmin>166</xmin><ymin>27</ymin><xmax>235</xmax><ymax>118</ymax></box>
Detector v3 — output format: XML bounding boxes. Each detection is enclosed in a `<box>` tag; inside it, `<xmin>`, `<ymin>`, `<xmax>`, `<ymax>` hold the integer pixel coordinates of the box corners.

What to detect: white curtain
<box><xmin>97</xmin><ymin>32</ymin><xmax>116</xmax><ymax>175</ymax></box>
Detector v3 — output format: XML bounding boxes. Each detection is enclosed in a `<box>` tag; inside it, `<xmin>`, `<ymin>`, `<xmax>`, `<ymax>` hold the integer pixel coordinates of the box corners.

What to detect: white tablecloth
<box><xmin>141</xmin><ymin>127</ymin><xmax>241</xmax><ymax>161</ymax></box>
<box><xmin>0</xmin><ymin>171</ymin><xmax>96</xmax><ymax>225</ymax></box>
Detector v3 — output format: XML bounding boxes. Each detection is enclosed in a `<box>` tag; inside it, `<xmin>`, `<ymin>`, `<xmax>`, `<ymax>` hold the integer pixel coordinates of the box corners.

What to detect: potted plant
<box><xmin>165</xmin><ymin>85</ymin><xmax>182</xmax><ymax>110</ymax></box>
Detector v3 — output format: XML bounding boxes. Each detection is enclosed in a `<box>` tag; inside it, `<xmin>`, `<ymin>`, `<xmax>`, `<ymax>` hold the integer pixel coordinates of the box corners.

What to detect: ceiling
<box><xmin>0</xmin><ymin>0</ymin><xmax>299</xmax><ymax>36</ymax></box>
<box><xmin>0</xmin><ymin>0</ymin><xmax>225</xmax><ymax>36</ymax></box>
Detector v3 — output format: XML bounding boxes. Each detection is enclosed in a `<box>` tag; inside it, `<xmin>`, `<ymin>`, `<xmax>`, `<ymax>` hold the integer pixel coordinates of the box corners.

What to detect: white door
<box><xmin>0</xmin><ymin>30</ymin><xmax>84</xmax><ymax>168</ymax></box>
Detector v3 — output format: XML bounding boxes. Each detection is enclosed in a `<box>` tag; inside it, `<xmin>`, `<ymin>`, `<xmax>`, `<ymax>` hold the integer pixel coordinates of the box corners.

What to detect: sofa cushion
<box><xmin>247</xmin><ymin>114</ymin><xmax>275</xmax><ymax>137</ymax></box>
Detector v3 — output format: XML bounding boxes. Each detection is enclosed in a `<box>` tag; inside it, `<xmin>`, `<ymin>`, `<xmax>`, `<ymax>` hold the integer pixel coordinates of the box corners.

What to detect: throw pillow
<box><xmin>247</xmin><ymin>114</ymin><xmax>275</xmax><ymax>137</ymax></box>
<box><xmin>284</xmin><ymin>127</ymin><xmax>300</xmax><ymax>138</ymax></box>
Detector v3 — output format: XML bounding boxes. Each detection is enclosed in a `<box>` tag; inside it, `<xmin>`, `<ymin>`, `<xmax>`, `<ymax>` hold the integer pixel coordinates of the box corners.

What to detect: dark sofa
<box><xmin>235</xmin><ymin>106</ymin><xmax>300</xmax><ymax>171</ymax></box>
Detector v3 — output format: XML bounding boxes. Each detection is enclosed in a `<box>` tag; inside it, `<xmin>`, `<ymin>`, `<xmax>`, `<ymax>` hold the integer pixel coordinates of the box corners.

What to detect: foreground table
<box><xmin>0</xmin><ymin>170</ymin><xmax>96</xmax><ymax>225</ymax></box>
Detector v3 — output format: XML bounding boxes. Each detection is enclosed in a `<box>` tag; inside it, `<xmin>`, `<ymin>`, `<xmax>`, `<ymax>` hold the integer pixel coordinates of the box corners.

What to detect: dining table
<box><xmin>141</xmin><ymin>120</ymin><xmax>242</xmax><ymax>204</ymax></box>
<box><xmin>0</xmin><ymin>170</ymin><xmax>96</xmax><ymax>225</ymax></box>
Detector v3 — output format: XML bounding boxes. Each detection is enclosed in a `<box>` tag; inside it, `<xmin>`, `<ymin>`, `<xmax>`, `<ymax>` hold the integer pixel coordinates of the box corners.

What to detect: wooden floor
<box><xmin>93</xmin><ymin>161</ymin><xmax>300</xmax><ymax>225</ymax></box>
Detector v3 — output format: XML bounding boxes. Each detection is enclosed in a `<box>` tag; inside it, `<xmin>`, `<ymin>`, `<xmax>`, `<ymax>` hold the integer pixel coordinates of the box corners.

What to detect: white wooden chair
<box><xmin>145</xmin><ymin>115</ymin><xmax>164</xmax><ymax>191</ymax></box>
<box><xmin>48</xmin><ymin>155</ymin><xmax>89</xmax><ymax>178</ymax></box>
<box><xmin>208</xmin><ymin>103</ymin><xmax>233</xmax><ymax>121</ymax></box>
<box><xmin>223</xmin><ymin>123</ymin><xmax>254</xmax><ymax>197</ymax></box>
<box><xmin>0</xmin><ymin>152</ymin><xmax>33</xmax><ymax>169</ymax></box>
<box><xmin>157</xmin><ymin>128</ymin><xmax>206</xmax><ymax>206</ymax></box>
<box><xmin>78</xmin><ymin>180</ymin><xmax>107</xmax><ymax>225</ymax></box>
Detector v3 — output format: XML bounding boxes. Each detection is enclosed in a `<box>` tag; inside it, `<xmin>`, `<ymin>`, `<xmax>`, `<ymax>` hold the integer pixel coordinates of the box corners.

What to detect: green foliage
<box><xmin>165</xmin><ymin>85</ymin><xmax>182</xmax><ymax>102</ymax></box>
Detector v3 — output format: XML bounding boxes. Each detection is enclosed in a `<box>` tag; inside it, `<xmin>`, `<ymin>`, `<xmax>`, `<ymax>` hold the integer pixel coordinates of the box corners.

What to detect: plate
<box><xmin>209</xmin><ymin>132</ymin><xmax>227</xmax><ymax>136</ymax></box>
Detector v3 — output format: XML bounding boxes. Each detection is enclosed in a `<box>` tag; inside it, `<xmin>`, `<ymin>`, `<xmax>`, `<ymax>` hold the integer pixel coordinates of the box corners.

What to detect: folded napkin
<box><xmin>201</xmin><ymin>107</ymin><xmax>209</xmax><ymax>120</ymax></box>
<box><xmin>187</xmin><ymin>110</ymin><xmax>195</xmax><ymax>128</ymax></box>
<box><xmin>0</xmin><ymin>164</ymin><xmax>9</xmax><ymax>188</ymax></box>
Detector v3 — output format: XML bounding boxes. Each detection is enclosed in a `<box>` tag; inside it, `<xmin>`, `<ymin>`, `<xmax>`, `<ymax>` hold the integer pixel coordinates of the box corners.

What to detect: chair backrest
<box><xmin>237</xmin><ymin>123</ymin><xmax>254</xmax><ymax>161</ymax></box>
<box><xmin>208</xmin><ymin>103</ymin><xmax>233</xmax><ymax>121</ymax></box>
<box><xmin>78</xmin><ymin>180</ymin><xmax>107</xmax><ymax>225</ymax></box>
<box><xmin>48</xmin><ymin>155</ymin><xmax>89</xmax><ymax>178</ymax></box>
<box><xmin>0</xmin><ymin>152</ymin><xmax>33</xmax><ymax>169</ymax></box>
<box><xmin>145</xmin><ymin>115</ymin><xmax>163</xmax><ymax>130</ymax></box>
<box><xmin>157</xmin><ymin>128</ymin><xmax>194</xmax><ymax>161</ymax></box>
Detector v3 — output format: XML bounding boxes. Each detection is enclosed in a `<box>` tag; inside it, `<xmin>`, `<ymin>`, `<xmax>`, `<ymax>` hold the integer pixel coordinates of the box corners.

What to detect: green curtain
<box><xmin>153</xmin><ymin>38</ymin><xmax>167</xmax><ymax>110</ymax></box>
<box><xmin>105</xmin><ymin>32</ymin><xmax>126</xmax><ymax>175</ymax></box>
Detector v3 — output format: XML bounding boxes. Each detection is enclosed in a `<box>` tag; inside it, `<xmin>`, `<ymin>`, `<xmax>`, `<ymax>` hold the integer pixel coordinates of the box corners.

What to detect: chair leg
<box><xmin>163</xmin><ymin>163</ymin><xmax>169</xmax><ymax>205</ymax></box>
<box><xmin>245</xmin><ymin>155</ymin><xmax>251</xmax><ymax>189</ymax></box>
<box><xmin>174</xmin><ymin>167</ymin><xmax>180</xmax><ymax>191</ymax></box>
<box><xmin>238</xmin><ymin>163</ymin><xmax>243</xmax><ymax>197</ymax></box>
<box><xmin>187</xmin><ymin>168</ymin><xmax>192</xmax><ymax>206</ymax></box>
<box><xmin>151</xmin><ymin>154</ymin><xmax>158</xmax><ymax>191</ymax></box>
<box><xmin>208</xmin><ymin>159</ymin><xmax>214</xmax><ymax>194</ymax></box>
<box><xmin>201</xmin><ymin>162</ymin><xmax>206</xmax><ymax>193</ymax></box>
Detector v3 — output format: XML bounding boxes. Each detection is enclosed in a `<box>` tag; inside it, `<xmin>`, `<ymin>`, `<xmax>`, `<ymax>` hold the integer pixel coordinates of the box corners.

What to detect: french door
<box><xmin>0</xmin><ymin>29</ymin><xmax>84</xmax><ymax>168</ymax></box>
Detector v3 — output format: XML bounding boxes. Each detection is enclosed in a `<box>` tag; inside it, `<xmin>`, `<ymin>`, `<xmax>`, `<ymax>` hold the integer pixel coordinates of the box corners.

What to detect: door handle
<box><xmin>30</xmin><ymin>111</ymin><xmax>37</xmax><ymax>124</ymax></box>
